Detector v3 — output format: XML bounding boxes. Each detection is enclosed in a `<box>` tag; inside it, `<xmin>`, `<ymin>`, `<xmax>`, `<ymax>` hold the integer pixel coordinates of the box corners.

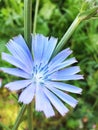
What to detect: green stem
<box><xmin>52</xmin><ymin>14</ymin><xmax>81</xmax><ymax>56</ymax></box>
<box><xmin>24</xmin><ymin>0</ymin><xmax>32</xmax><ymax>49</ymax></box>
<box><xmin>26</xmin><ymin>1</ymin><xmax>40</xmax><ymax>129</ymax></box>
<box><xmin>33</xmin><ymin>0</ymin><xmax>40</xmax><ymax>34</ymax></box>
<box><xmin>24</xmin><ymin>0</ymin><xmax>33</xmax><ymax>130</ymax></box>
<box><xmin>12</xmin><ymin>105</ymin><xmax>27</xmax><ymax>130</ymax></box>
<box><xmin>27</xmin><ymin>103</ymin><xmax>33</xmax><ymax>130</ymax></box>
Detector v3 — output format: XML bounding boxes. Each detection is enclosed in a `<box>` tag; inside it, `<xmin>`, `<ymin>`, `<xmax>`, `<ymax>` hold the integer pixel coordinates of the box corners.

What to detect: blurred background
<box><xmin>0</xmin><ymin>0</ymin><xmax>98</xmax><ymax>130</ymax></box>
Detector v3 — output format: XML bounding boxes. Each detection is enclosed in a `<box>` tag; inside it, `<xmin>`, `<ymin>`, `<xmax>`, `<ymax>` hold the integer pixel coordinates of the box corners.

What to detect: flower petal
<box><xmin>6</xmin><ymin>40</ymin><xmax>33</xmax><ymax>71</ymax></box>
<box><xmin>5</xmin><ymin>80</ymin><xmax>32</xmax><ymax>91</ymax></box>
<box><xmin>19</xmin><ymin>83</ymin><xmax>36</xmax><ymax>104</ymax></box>
<box><xmin>43</xmin><ymin>37</ymin><xmax>57</xmax><ymax>64</ymax></box>
<box><xmin>12</xmin><ymin>35</ymin><xmax>32</xmax><ymax>61</ymax></box>
<box><xmin>49</xmin><ymin>74</ymin><xmax>83</xmax><ymax>81</ymax></box>
<box><xmin>49</xmin><ymin>66</ymin><xmax>81</xmax><ymax>77</ymax></box>
<box><xmin>57</xmin><ymin>66</ymin><xmax>81</xmax><ymax>75</ymax></box>
<box><xmin>46</xmin><ymin>81</ymin><xmax>82</xmax><ymax>94</ymax></box>
<box><xmin>35</xmin><ymin>84</ymin><xmax>55</xmax><ymax>117</ymax></box>
<box><xmin>44</xmin><ymin>87</ymin><xmax>69</xmax><ymax>116</ymax></box>
<box><xmin>48</xmin><ymin>48</ymin><xmax>72</xmax><ymax>67</ymax></box>
<box><xmin>32</xmin><ymin>34</ymin><xmax>46</xmax><ymax>67</ymax></box>
<box><xmin>40</xmin><ymin>37</ymin><xmax>58</xmax><ymax>68</ymax></box>
<box><xmin>46</xmin><ymin>85</ymin><xmax>78</xmax><ymax>108</ymax></box>
<box><xmin>0</xmin><ymin>68</ymin><xmax>31</xmax><ymax>78</ymax></box>
<box><xmin>47</xmin><ymin>58</ymin><xmax>77</xmax><ymax>75</ymax></box>
<box><xmin>2</xmin><ymin>53</ymin><xmax>29</xmax><ymax>73</ymax></box>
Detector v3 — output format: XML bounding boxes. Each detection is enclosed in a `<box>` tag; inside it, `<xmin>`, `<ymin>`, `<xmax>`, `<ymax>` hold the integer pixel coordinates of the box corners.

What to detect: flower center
<box><xmin>33</xmin><ymin>72</ymin><xmax>44</xmax><ymax>84</ymax></box>
<box><xmin>32</xmin><ymin>65</ymin><xmax>48</xmax><ymax>84</ymax></box>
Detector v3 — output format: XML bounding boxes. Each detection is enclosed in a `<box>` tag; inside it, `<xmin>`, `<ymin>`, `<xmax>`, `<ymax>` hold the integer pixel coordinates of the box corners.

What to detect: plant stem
<box><xmin>24</xmin><ymin>0</ymin><xmax>32</xmax><ymax>49</ymax></box>
<box><xmin>53</xmin><ymin>14</ymin><xmax>81</xmax><ymax>56</ymax></box>
<box><xmin>12</xmin><ymin>105</ymin><xmax>27</xmax><ymax>130</ymax></box>
<box><xmin>33</xmin><ymin>0</ymin><xmax>40</xmax><ymax>34</ymax></box>
<box><xmin>26</xmin><ymin>2</ymin><xmax>40</xmax><ymax>129</ymax></box>
<box><xmin>24</xmin><ymin>0</ymin><xmax>33</xmax><ymax>130</ymax></box>
<box><xmin>27</xmin><ymin>103</ymin><xmax>33</xmax><ymax>130</ymax></box>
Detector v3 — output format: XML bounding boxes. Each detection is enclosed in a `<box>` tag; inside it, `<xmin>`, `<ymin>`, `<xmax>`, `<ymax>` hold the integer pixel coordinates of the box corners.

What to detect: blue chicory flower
<box><xmin>1</xmin><ymin>34</ymin><xmax>83</xmax><ymax>117</ymax></box>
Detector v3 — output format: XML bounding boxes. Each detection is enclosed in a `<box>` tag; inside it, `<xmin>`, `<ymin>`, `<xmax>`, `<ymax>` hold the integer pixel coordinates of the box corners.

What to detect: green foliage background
<box><xmin>0</xmin><ymin>0</ymin><xmax>98</xmax><ymax>130</ymax></box>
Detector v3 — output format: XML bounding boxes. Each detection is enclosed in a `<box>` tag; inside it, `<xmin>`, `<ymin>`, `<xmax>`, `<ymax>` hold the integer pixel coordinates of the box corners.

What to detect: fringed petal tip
<box><xmin>72</xmin><ymin>100</ymin><xmax>78</xmax><ymax>108</ymax></box>
<box><xmin>35</xmin><ymin>107</ymin><xmax>55</xmax><ymax>118</ymax></box>
<box><xmin>12</xmin><ymin>34</ymin><xmax>22</xmax><ymax>40</ymax></box>
<box><xmin>18</xmin><ymin>100</ymin><xmax>24</xmax><ymax>104</ymax></box>
<box><xmin>18</xmin><ymin>98</ymin><xmax>31</xmax><ymax>105</ymax></box>
<box><xmin>45</xmin><ymin>113</ymin><xmax>55</xmax><ymax>118</ymax></box>
<box><xmin>80</xmin><ymin>75</ymin><xmax>84</xmax><ymax>79</ymax></box>
<box><xmin>65</xmin><ymin>47</ymin><xmax>73</xmax><ymax>55</ymax></box>
<box><xmin>33</xmin><ymin>34</ymin><xmax>58</xmax><ymax>41</ymax></box>
<box><xmin>48</xmin><ymin>36</ymin><xmax>58</xmax><ymax>42</ymax></box>
<box><xmin>63</xmin><ymin>109</ymin><xmax>69</xmax><ymax>116</ymax></box>
<box><xmin>5</xmin><ymin>35</ymin><xmax>22</xmax><ymax>46</ymax></box>
<box><xmin>45</xmin><ymin>109</ymin><xmax>68</xmax><ymax>118</ymax></box>
<box><xmin>5</xmin><ymin>85</ymin><xmax>12</xmax><ymax>91</ymax></box>
<box><xmin>77</xmin><ymin>88</ymin><xmax>83</xmax><ymax>95</ymax></box>
<box><xmin>5</xmin><ymin>85</ymin><xmax>17</xmax><ymax>91</ymax></box>
<box><xmin>6</xmin><ymin>39</ymin><xmax>13</xmax><ymax>46</ymax></box>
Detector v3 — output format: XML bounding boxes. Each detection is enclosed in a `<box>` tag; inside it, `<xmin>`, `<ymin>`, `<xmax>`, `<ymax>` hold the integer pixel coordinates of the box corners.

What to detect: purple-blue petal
<box><xmin>19</xmin><ymin>83</ymin><xmax>36</xmax><ymax>104</ymax></box>
<box><xmin>44</xmin><ymin>87</ymin><xmax>69</xmax><ymax>116</ymax></box>
<box><xmin>47</xmin><ymin>58</ymin><xmax>77</xmax><ymax>75</ymax></box>
<box><xmin>12</xmin><ymin>35</ymin><xmax>32</xmax><ymax>61</ymax></box>
<box><xmin>0</xmin><ymin>68</ymin><xmax>31</xmax><ymax>79</ymax></box>
<box><xmin>46</xmin><ymin>85</ymin><xmax>78</xmax><ymax>108</ymax></box>
<box><xmin>48</xmin><ymin>48</ymin><xmax>72</xmax><ymax>67</ymax></box>
<box><xmin>32</xmin><ymin>34</ymin><xmax>46</xmax><ymax>67</ymax></box>
<box><xmin>49</xmin><ymin>74</ymin><xmax>83</xmax><ymax>81</ymax></box>
<box><xmin>35</xmin><ymin>84</ymin><xmax>55</xmax><ymax>117</ymax></box>
<box><xmin>43</xmin><ymin>37</ymin><xmax>57</xmax><ymax>64</ymax></box>
<box><xmin>6</xmin><ymin>40</ymin><xmax>33</xmax><ymax>71</ymax></box>
<box><xmin>46</xmin><ymin>81</ymin><xmax>82</xmax><ymax>94</ymax></box>
<box><xmin>2</xmin><ymin>53</ymin><xmax>30</xmax><ymax>73</ymax></box>
<box><xmin>49</xmin><ymin>66</ymin><xmax>81</xmax><ymax>78</ymax></box>
<box><xmin>56</xmin><ymin>66</ymin><xmax>80</xmax><ymax>75</ymax></box>
<box><xmin>5</xmin><ymin>80</ymin><xmax>32</xmax><ymax>91</ymax></box>
<box><xmin>40</xmin><ymin>37</ymin><xmax>58</xmax><ymax>68</ymax></box>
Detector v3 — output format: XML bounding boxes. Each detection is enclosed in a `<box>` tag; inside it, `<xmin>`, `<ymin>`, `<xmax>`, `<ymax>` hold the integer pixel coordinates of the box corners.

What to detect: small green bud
<box><xmin>79</xmin><ymin>0</ymin><xmax>98</xmax><ymax>20</ymax></box>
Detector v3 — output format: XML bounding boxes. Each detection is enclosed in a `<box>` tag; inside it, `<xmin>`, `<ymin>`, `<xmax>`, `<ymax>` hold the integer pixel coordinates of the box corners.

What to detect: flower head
<box><xmin>1</xmin><ymin>34</ymin><xmax>83</xmax><ymax>117</ymax></box>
